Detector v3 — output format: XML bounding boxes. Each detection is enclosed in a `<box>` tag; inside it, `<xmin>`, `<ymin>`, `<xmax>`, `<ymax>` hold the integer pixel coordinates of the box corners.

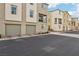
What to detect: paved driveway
<box><xmin>0</xmin><ymin>34</ymin><xmax>79</xmax><ymax>56</ymax></box>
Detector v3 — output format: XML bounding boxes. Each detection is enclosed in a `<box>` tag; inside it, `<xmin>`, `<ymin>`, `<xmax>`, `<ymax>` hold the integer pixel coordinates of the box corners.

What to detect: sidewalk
<box><xmin>49</xmin><ymin>32</ymin><xmax>79</xmax><ymax>38</ymax></box>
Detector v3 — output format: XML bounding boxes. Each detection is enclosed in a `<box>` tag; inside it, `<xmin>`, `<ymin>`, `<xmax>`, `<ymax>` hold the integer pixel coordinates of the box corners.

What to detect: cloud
<box><xmin>48</xmin><ymin>3</ymin><xmax>60</xmax><ymax>8</ymax></box>
<box><xmin>75</xmin><ymin>4</ymin><xmax>79</xmax><ymax>12</ymax></box>
<box><xmin>48</xmin><ymin>3</ymin><xmax>79</xmax><ymax>18</ymax></box>
<box><xmin>72</xmin><ymin>4</ymin><xmax>79</xmax><ymax>17</ymax></box>
<box><xmin>68</xmin><ymin>11</ymin><xmax>75</xmax><ymax>15</ymax></box>
<box><xmin>68</xmin><ymin>3</ymin><xmax>79</xmax><ymax>18</ymax></box>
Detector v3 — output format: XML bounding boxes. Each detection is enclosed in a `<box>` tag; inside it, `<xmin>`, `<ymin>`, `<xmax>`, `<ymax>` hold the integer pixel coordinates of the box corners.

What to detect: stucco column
<box><xmin>0</xmin><ymin>4</ymin><xmax>5</xmax><ymax>37</ymax></box>
<box><xmin>21</xmin><ymin>3</ymin><xmax>26</xmax><ymax>36</ymax></box>
<box><xmin>0</xmin><ymin>20</ymin><xmax>5</xmax><ymax>36</ymax></box>
<box><xmin>21</xmin><ymin>23</ymin><xmax>26</xmax><ymax>36</ymax></box>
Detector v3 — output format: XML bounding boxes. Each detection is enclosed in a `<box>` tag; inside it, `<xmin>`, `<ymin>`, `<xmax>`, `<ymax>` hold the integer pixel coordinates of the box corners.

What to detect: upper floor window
<box><xmin>39</xmin><ymin>14</ymin><xmax>43</xmax><ymax>22</ymax></box>
<box><xmin>54</xmin><ymin>18</ymin><xmax>57</xmax><ymax>24</ymax></box>
<box><xmin>58</xmin><ymin>18</ymin><xmax>62</xmax><ymax>24</ymax></box>
<box><xmin>73</xmin><ymin>22</ymin><xmax>75</xmax><ymax>26</ymax></box>
<box><xmin>30</xmin><ymin>3</ymin><xmax>33</xmax><ymax>5</ymax></box>
<box><xmin>11</xmin><ymin>5</ymin><xmax>17</xmax><ymax>15</ymax></box>
<box><xmin>30</xmin><ymin>9</ymin><xmax>33</xmax><ymax>18</ymax></box>
<box><xmin>43</xmin><ymin>15</ymin><xmax>47</xmax><ymax>23</ymax></box>
<box><xmin>39</xmin><ymin>13</ymin><xmax>47</xmax><ymax>23</ymax></box>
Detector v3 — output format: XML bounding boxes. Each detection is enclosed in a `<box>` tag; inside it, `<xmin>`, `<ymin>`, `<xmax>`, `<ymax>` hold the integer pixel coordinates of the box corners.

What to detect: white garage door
<box><xmin>5</xmin><ymin>24</ymin><xmax>21</xmax><ymax>36</ymax></box>
<box><xmin>26</xmin><ymin>25</ymin><xmax>36</xmax><ymax>35</ymax></box>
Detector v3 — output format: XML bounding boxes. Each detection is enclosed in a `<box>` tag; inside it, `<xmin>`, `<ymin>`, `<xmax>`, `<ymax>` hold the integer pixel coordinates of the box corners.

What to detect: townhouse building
<box><xmin>75</xmin><ymin>19</ymin><xmax>79</xmax><ymax>31</ymax></box>
<box><xmin>0</xmin><ymin>3</ymin><xmax>48</xmax><ymax>37</ymax></box>
<box><xmin>48</xmin><ymin>12</ymin><xmax>52</xmax><ymax>31</ymax></box>
<box><xmin>71</xmin><ymin>17</ymin><xmax>79</xmax><ymax>31</ymax></box>
<box><xmin>48</xmin><ymin>9</ymin><xmax>72</xmax><ymax>32</ymax></box>
<box><xmin>63</xmin><ymin>11</ymin><xmax>72</xmax><ymax>31</ymax></box>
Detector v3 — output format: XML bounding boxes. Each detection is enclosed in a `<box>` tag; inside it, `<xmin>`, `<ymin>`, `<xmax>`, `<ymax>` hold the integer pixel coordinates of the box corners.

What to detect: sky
<box><xmin>48</xmin><ymin>3</ymin><xmax>79</xmax><ymax>18</ymax></box>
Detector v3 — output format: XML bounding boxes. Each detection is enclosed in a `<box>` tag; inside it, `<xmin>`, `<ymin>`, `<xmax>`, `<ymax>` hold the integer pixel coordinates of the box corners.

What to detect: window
<box><xmin>39</xmin><ymin>14</ymin><xmax>43</xmax><ymax>22</ymax></box>
<box><xmin>39</xmin><ymin>13</ymin><xmax>47</xmax><ymax>22</ymax></box>
<box><xmin>58</xmin><ymin>18</ymin><xmax>62</xmax><ymax>24</ymax></box>
<box><xmin>71</xmin><ymin>22</ymin><xmax>73</xmax><ymax>26</ymax></box>
<box><xmin>72</xmin><ymin>21</ymin><xmax>75</xmax><ymax>26</ymax></box>
<box><xmin>43</xmin><ymin>15</ymin><xmax>47</xmax><ymax>23</ymax></box>
<box><xmin>30</xmin><ymin>9</ymin><xmax>33</xmax><ymax>17</ymax></box>
<box><xmin>11</xmin><ymin>5</ymin><xmax>17</xmax><ymax>15</ymax></box>
<box><xmin>30</xmin><ymin>3</ymin><xmax>33</xmax><ymax>5</ymax></box>
<box><xmin>73</xmin><ymin>22</ymin><xmax>75</xmax><ymax>26</ymax></box>
<box><xmin>54</xmin><ymin>18</ymin><xmax>57</xmax><ymax>24</ymax></box>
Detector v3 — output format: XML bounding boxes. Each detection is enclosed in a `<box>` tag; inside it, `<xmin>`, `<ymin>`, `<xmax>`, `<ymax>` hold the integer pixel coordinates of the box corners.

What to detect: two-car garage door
<box><xmin>5</xmin><ymin>24</ymin><xmax>36</xmax><ymax>36</ymax></box>
<box><xmin>5</xmin><ymin>24</ymin><xmax>21</xmax><ymax>36</ymax></box>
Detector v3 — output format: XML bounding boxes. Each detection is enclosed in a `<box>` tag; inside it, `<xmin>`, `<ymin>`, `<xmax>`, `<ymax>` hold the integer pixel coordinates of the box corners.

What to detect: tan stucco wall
<box><xmin>36</xmin><ymin>3</ymin><xmax>48</xmax><ymax>33</ymax></box>
<box><xmin>5</xmin><ymin>3</ymin><xmax>22</xmax><ymax>21</ymax></box>
<box><xmin>49</xmin><ymin>10</ymin><xmax>72</xmax><ymax>32</ymax></box>
<box><xmin>48</xmin><ymin>12</ymin><xmax>52</xmax><ymax>31</ymax></box>
<box><xmin>26</xmin><ymin>3</ymin><xmax>37</xmax><ymax>22</ymax></box>
<box><xmin>0</xmin><ymin>3</ymin><xmax>5</xmax><ymax>36</ymax></box>
<box><xmin>49</xmin><ymin>11</ymin><xmax>64</xmax><ymax>31</ymax></box>
<box><xmin>21</xmin><ymin>3</ymin><xmax>26</xmax><ymax>35</ymax></box>
<box><xmin>37</xmin><ymin>4</ymin><xmax>48</xmax><ymax>14</ymax></box>
<box><xmin>0</xmin><ymin>3</ymin><xmax>48</xmax><ymax>37</ymax></box>
<box><xmin>36</xmin><ymin>22</ymin><xmax>48</xmax><ymax>33</ymax></box>
<box><xmin>74</xmin><ymin>19</ymin><xmax>79</xmax><ymax>30</ymax></box>
<box><xmin>71</xmin><ymin>18</ymin><xmax>79</xmax><ymax>31</ymax></box>
<box><xmin>63</xmin><ymin>12</ymin><xmax>70</xmax><ymax>31</ymax></box>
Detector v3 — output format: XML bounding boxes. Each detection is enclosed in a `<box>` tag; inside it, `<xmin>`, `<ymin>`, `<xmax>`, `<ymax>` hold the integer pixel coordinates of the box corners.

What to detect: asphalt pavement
<box><xmin>0</xmin><ymin>34</ymin><xmax>79</xmax><ymax>56</ymax></box>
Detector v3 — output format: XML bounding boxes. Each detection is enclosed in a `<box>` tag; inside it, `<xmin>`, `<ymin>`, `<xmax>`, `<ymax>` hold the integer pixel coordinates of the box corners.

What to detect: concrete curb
<box><xmin>0</xmin><ymin>32</ymin><xmax>79</xmax><ymax>41</ymax></box>
<box><xmin>0</xmin><ymin>34</ymin><xmax>49</xmax><ymax>41</ymax></box>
